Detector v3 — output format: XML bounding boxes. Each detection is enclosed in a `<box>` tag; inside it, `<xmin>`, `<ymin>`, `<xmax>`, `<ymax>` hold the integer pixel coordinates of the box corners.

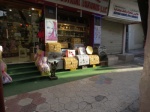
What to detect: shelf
<box><xmin>58</xmin><ymin>22</ymin><xmax>88</xmax><ymax>45</ymax></box>
<box><xmin>58</xmin><ymin>35</ymin><xmax>85</xmax><ymax>38</ymax></box>
<box><xmin>58</xmin><ymin>21</ymin><xmax>86</xmax><ymax>27</ymax></box>
<box><xmin>58</xmin><ymin>29</ymin><xmax>85</xmax><ymax>32</ymax></box>
<box><xmin>74</xmin><ymin>30</ymin><xmax>85</xmax><ymax>32</ymax></box>
<box><xmin>58</xmin><ymin>35</ymin><xmax>74</xmax><ymax>37</ymax></box>
<box><xmin>58</xmin><ymin>29</ymin><xmax>74</xmax><ymax>31</ymax></box>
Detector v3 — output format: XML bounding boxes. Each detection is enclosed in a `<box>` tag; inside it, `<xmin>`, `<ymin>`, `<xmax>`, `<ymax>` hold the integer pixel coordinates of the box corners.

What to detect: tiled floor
<box><xmin>4</xmin><ymin>64</ymin><xmax>143</xmax><ymax>112</ymax></box>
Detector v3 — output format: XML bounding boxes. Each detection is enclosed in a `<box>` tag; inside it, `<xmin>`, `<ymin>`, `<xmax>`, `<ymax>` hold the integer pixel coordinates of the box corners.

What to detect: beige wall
<box><xmin>128</xmin><ymin>23</ymin><xmax>144</xmax><ymax>50</ymax></box>
<box><xmin>101</xmin><ymin>19</ymin><xmax>123</xmax><ymax>54</ymax></box>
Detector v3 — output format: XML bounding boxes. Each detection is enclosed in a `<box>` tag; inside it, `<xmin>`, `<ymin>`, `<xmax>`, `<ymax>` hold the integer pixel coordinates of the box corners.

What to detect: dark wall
<box><xmin>138</xmin><ymin>0</ymin><xmax>148</xmax><ymax>46</ymax></box>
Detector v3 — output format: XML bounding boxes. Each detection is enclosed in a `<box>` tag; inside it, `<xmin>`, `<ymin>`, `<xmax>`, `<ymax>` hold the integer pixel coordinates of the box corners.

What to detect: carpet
<box><xmin>3</xmin><ymin>66</ymin><xmax>115</xmax><ymax>97</ymax></box>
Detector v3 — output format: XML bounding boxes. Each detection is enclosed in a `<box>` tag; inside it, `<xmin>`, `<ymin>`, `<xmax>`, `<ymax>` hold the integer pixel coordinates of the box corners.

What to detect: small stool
<box><xmin>19</xmin><ymin>48</ymin><xmax>27</xmax><ymax>58</ymax></box>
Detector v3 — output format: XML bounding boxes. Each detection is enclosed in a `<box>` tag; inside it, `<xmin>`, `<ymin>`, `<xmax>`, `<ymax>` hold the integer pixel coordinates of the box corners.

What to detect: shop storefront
<box><xmin>43</xmin><ymin>0</ymin><xmax>109</xmax><ymax>71</ymax></box>
<box><xmin>102</xmin><ymin>0</ymin><xmax>141</xmax><ymax>54</ymax></box>
<box><xmin>0</xmin><ymin>0</ymin><xmax>109</xmax><ymax>64</ymax></box>
<box><xmin>44</xmin><ymin>0</ymin><xmax>109</xmax><ymax>46</ymax></box>
<box><xmin>0</xmin><ymin>0</ymin><xmax>111</xmax><ymax>84</ymax></box>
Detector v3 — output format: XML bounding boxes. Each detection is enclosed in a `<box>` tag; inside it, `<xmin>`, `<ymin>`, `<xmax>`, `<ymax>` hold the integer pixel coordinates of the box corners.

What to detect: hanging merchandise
<box><xmin>0</xmin><ymin>46</ymin><xmax>12</xmax><ymax>84</ymax></box>
<box><xmin>94</xmin><ymin>16</ymin><xmax>101</xmax><ymax>45</ymax></box>
<box><xmin>37</xmin><ymin>29</ymin><xmax>44</xmax><ymax>41</ymax></box>
<box><xmin>40</xmin><ymin>57</ymin><xmax>50</xmax><ymax>76</ymax></box>
<box><xmin>34</xmin><ymin>45</ymin><xmax>45</xmax><ymax>68</ymax></box>
<box><xmin>1</xmin><ymin>60</ymin><xmax>13</xmax><ymax>84</ymax></box>
<box><xmin>37</xmin><ymin>21</ymin><xmax>45</xmax><ymax>42</ymax></box>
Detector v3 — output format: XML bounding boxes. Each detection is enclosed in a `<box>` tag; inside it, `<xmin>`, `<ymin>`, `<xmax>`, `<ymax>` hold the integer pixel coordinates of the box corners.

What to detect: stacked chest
<box><xmin>63</xmin><ymin>57</ymin><xmax>78</xmax><ymax>69</ymax></box>
<box><xmin>46</xmin><ymin>42</ymin><xmax>63</xmax><ymax>70</ymax></box>
<box><xmin>88</xmin><ymin>55</ymin><xmax>100</xmax><ymax>65</ymax></box>
<box><xmin>45</xmin><ymin>42</ymin><xmax>61</xmax><ymax>52</ymax></box>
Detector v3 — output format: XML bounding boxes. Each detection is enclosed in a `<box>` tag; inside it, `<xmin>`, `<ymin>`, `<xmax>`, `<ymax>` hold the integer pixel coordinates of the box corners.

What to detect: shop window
<box><xmin>57</xmin><ymin>9</ymin><xmax>90</xmax><ymax>47</ymax></box>
<box><xmin>0</xmin><ymin>6</ymin><xmax>42</xmax><ymax>58</ymax></box>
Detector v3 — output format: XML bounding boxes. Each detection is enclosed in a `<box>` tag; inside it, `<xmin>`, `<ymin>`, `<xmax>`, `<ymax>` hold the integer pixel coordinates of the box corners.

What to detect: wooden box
<box><xmin>63</xmin><ymin>57</ymin><xmax>78</xmax><ymax>69</ymax></box>
<box><xmin>88</xmin><ymin>55</ymin><xmax>100</xmax><ymax>65</ymax></box>
<box><xmin>45</xmin><ymin>42</ymin><xmax>61</xmax><ymax>52</ymax></box>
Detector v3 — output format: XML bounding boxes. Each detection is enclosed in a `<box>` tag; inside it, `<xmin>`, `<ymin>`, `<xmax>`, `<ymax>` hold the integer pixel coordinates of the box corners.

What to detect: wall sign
<box><xmin>94</xmin><ymin>16</ymin><xmax>101</xmax><ymax>44</ymax></box>
<box><xmin>45</xmin><ymin>0</ymin><xmax>109</xmax><ymax>15</ymax></box>
<box><xmin>108</xmin><ymin>0</ymin><xmax>141</xmax><ymax>22</ymax></box>
<box><xmin>45</xmin><ymin>18</ymin><xmax>57</xmax><ymax>42</ymax></box>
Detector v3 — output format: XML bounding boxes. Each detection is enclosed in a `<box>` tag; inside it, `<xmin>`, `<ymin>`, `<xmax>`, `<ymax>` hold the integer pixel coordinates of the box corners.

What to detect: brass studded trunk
<box><xmin>88</xmin><ymin>55</ymin><xmax>100</xmax><ymax>65</ymax></box>
<box><xmin>63</xmin><ymin>57</ymin><xmax>78</xmax><ymax>69</ymax></box>
<box><xmin>45</xmin><ymin>42</ymin><xmax>61</xmax><ymax>52</ymax></box>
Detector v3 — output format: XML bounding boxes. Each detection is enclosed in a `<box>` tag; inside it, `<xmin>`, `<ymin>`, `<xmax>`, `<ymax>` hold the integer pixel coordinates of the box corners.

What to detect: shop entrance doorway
<box><xmin>0</xmin><ymin>2</ymin><xmax>42</xmax><ymax>64</ymax></box>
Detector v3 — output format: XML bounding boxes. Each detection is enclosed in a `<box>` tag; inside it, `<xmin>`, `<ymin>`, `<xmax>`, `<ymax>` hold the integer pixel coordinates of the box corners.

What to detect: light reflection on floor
<box><xmin>3</xmin><ymin>55</ymin><xmax>33</xmax><ymax>64</ymax></box>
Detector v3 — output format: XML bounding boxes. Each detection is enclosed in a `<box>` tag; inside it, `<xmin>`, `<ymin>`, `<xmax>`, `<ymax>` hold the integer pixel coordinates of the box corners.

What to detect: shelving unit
<box><xmin>58</xmin><ymin>22</ymin><xmax>88</xmax><ymax>43</ymax></box>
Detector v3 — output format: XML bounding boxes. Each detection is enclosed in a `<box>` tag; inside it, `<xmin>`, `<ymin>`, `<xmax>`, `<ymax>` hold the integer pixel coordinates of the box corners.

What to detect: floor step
<box><xmin>12</xmin><ymin>72</ymin><xmax>42</xmax><ymax>82</ymax></box>
<box><xmin>8</xmin><ymin>66</ymin><xmax>38</xmax><ymax>74</ymax></box>
<box><xmin>6</xmin><ymin>62</ymin><xmax>43</xmax><ymax>83</ymax></box>
<box><xmin>7</xmin><ymin>62</ymin><xmax>35</xmax><ymax>69</ymax></box>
